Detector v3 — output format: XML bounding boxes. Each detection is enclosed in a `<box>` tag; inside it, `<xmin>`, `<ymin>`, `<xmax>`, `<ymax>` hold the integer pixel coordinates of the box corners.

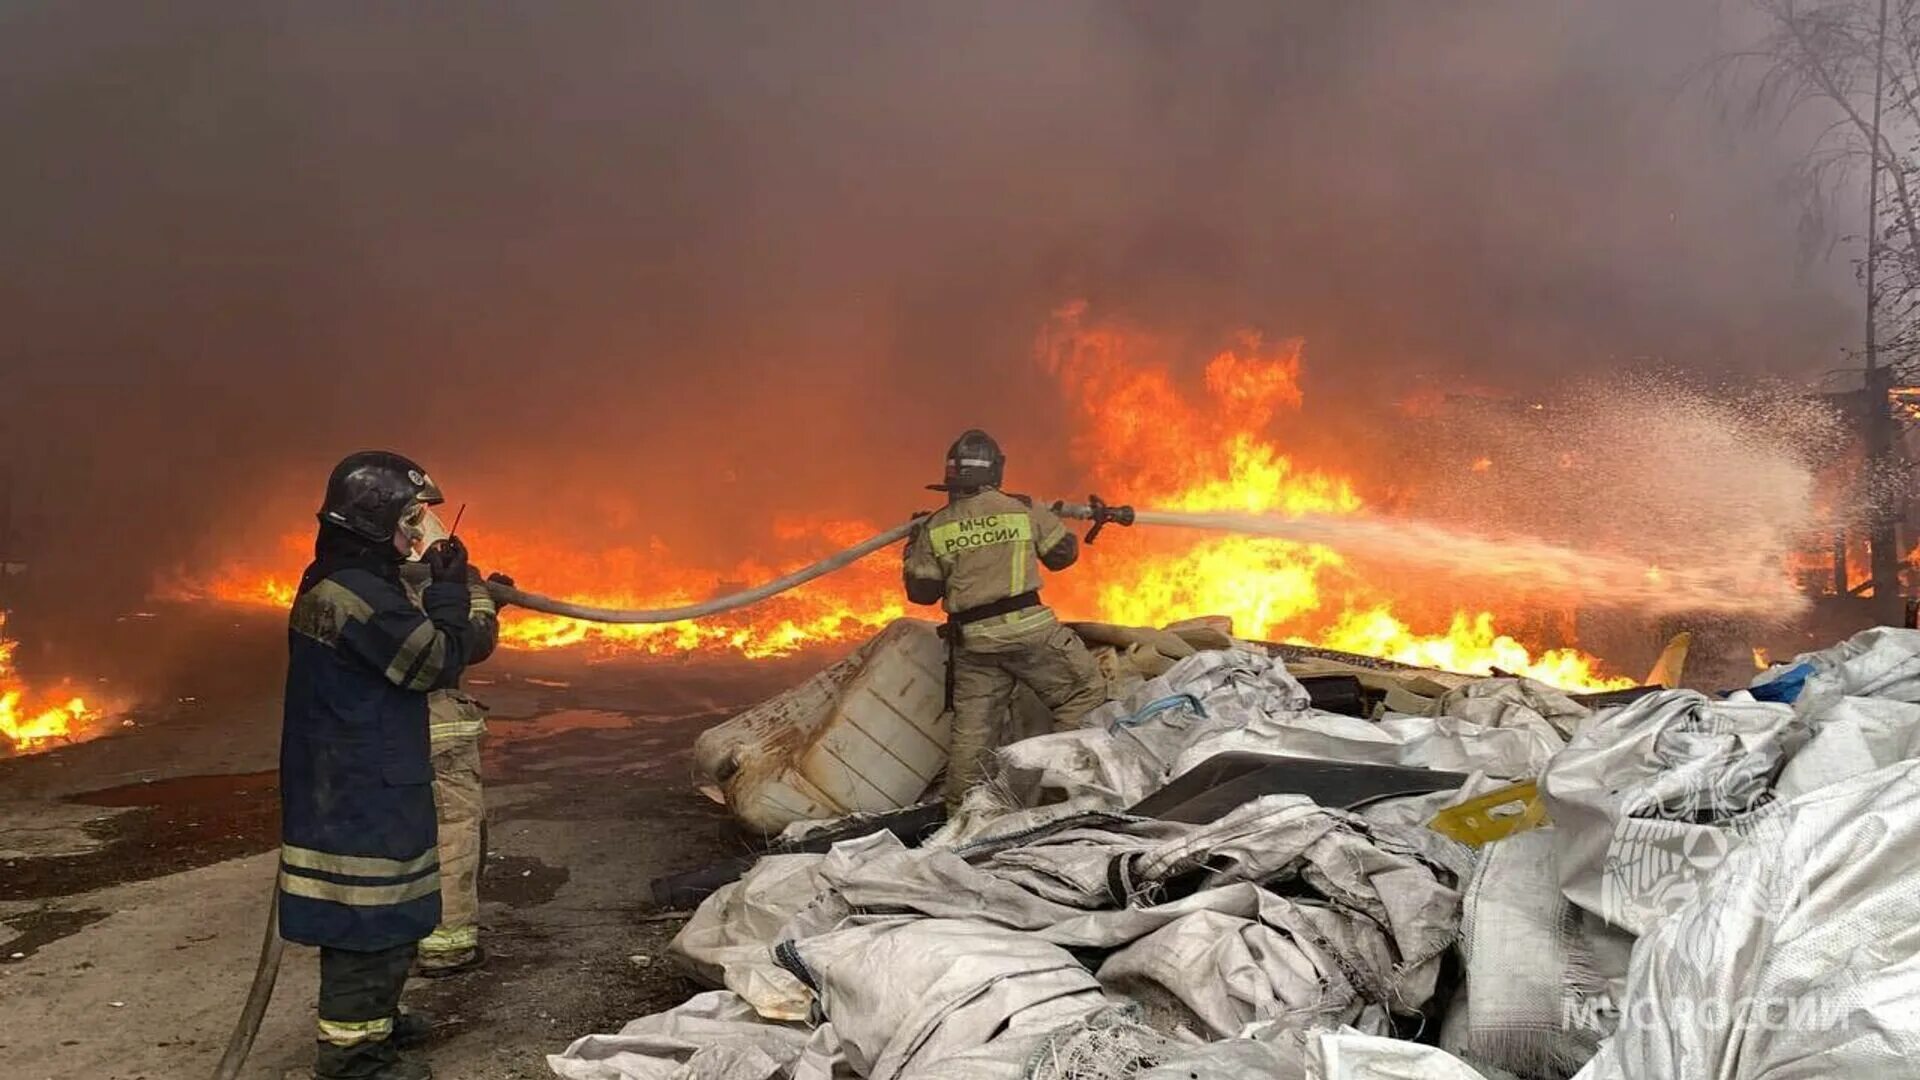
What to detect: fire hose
<box><xmin>481</xmin><ymin>499</ymin><xmax>1136</xmax><ymax>622</ymax></box>
<box><xmin>213</xmin><ymin>891</ymin><xmax>282</xmax><ymax>1080</ymax></box>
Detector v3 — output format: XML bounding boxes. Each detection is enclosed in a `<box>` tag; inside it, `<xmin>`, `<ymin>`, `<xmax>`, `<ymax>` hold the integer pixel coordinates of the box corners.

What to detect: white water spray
<box><xmin>1106</xmin><ymin>507</ymin><xmax>1804</xmax><ymax>620</ymax></box>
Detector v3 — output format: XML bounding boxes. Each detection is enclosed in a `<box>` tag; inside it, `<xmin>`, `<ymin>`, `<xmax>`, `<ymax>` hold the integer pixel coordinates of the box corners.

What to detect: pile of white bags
<box><xmin>553</xmin><ymin>625</ymin><xmax>1920</xmax><ymax>1080</ymax></box>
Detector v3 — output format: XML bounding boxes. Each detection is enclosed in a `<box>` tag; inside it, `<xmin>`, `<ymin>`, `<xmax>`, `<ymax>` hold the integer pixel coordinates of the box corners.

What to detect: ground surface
<box><xmin>0</xmin><ymin>606</ymin><xmax>826</xmax><ymax>1080</ymax></box>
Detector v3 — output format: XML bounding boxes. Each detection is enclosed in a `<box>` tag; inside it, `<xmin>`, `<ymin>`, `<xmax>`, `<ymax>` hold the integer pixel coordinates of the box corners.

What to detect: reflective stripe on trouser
<box><xmin>420</xmin><ymin>733</ymin><xmax>483</xmax><ymax>960</ymax></box>
<box><xmin>316</xmin><ymin>1016</ymin><xmax>392</xmax><ymax>1046</ymax></box>
<box><xmin>944</xmin><ymin>624</ymin><xmax>1105</xmax><ymax>806</ymax></box>
<box><xmin>428</xmin><ymin>689</ymin><xmax>488</xmax><ymax>744</ymax></box>
<box><xmin>316</xmin><ymin>943</ymin><xmax>413</xmax><ymax>1078</ymax></box>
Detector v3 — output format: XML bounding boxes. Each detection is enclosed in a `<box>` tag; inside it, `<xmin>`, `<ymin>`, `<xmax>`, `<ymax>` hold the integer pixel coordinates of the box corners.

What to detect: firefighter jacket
<box><xmin>279</xmin><ymin>534</ymin><xmax>474</xmax><ymax>951</ymax></box>
<box><xmin>903</xmin><ymin>488</ymin><xmax>1078</xmax><ymax>647</ymax></box>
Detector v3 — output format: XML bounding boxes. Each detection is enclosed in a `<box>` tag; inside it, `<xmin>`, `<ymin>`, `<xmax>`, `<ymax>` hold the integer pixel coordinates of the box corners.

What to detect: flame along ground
<box><xmin>164</xmin><ymin>309</ymin><xmax>1645</xmax><ymax>692</ymax></box>
<box><xmin>0</xmin><ymin>610</ymin><xmax>103</xmax><ymax>753</ymax></box>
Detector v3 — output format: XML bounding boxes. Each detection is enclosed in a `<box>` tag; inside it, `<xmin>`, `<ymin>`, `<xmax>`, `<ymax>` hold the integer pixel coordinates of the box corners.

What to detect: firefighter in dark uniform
<box><xmin>282</xmin><ymin>451</ymin><xmax>478</xmax><ymax>1080</ymax></box>
<box><xmin>903</xmin><ymin>430</ymin><xmax>1105</xmax><ymax>808</ymax></box>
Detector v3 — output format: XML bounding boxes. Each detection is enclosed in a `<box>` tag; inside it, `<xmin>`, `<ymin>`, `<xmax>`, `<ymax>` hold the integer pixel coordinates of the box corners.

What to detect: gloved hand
<box><xmin>424</xmin><ymin>536</ymin><xmax>470</xmax><ymax>584</ymax></box>
<box><xmin>485</xmin><ymin>570</ymin><xmax>516</xmax><ymax>608</ymax></box>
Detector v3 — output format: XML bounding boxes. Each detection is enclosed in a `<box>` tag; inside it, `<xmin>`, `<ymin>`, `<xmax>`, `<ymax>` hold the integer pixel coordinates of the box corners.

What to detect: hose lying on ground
<box><xmin>212</xmin><ymin>889</ymin><xmax>283</xmax><ymax>1080</ymax></box>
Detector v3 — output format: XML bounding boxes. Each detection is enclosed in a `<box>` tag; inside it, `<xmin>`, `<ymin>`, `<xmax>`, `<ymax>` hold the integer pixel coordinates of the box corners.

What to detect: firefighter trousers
<box><xmin>945</xmin><ymin>623</ymin><xmax>1104</xmax><ymax>807</ymax></box>
<box><xmin>315</xmin><ymin>942</ymin><xmax>415</xmax><ymax>1078</ymax></box>
<box><xmin>418</xmin><ymin>733</ymin><xmax>483</xmax><ymax>967</ymax></box>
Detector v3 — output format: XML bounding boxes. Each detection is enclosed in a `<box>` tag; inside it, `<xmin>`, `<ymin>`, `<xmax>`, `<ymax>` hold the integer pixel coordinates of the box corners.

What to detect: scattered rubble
<box><xmin>550</xmin><ymin>620</ymin><xmax>1920</xmax><ymax>1079</ymax></box>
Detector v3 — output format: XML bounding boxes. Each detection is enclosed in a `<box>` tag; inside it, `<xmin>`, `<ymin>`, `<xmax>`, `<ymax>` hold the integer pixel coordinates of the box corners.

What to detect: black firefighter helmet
<box><xmin>930</xmin><ymin>429</ymin><xmax>1005</xmax><ymax>492</ymax></box>
<box><xmin>318</xmin><ymin>450</ymin><xmax>445</xmax><ymax>543</ymax></box>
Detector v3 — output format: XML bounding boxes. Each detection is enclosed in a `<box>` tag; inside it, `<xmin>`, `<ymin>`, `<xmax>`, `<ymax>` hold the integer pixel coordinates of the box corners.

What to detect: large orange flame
<box><xmin>0</xmin><ymin>611</ymin><xmax>104</xmax><ymax>754</ymax></box>
<box><xmin>1030</xmin><ymin>304</ymin><xmax>1634</xmax><ymax>690</ymax></box>
<box><xmin>165</xmin><ymin>307</ymin><xmax>1644</xmax><ymax>690</ymax></box>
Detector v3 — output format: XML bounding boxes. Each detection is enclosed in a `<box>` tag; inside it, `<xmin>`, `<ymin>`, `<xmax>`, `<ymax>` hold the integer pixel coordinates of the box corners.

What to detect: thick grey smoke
<box><xmin>0</xmin><ymin>1</ymin><xmax>1860</xmax><ymax>619</ymax></box>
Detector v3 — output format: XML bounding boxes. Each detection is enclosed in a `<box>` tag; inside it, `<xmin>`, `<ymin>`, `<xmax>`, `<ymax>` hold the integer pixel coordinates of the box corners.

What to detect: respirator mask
<box><xmin>398</xmin><ymin>500</ymin><xmax>449</xmax><ymax>561</ymax></box>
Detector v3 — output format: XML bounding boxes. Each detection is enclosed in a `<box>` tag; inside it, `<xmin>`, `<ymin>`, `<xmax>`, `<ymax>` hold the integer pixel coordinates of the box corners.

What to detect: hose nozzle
<box><xmin>1082</xmin><ymin>493</ymin><xmax>1135</xmax><ymax>545</ymax></box>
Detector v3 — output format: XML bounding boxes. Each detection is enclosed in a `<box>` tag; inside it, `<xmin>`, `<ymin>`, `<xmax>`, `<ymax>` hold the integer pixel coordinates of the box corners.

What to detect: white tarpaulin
<box><xmin>658</xmin><ymin>796</ymin><xmax>1469</xmax><ymax>1049</ymax></box>
<box><xmin>1574</xmin><ymin>758</ymin><xmax>1920</xmax><ymax>1079</ymax></box>
<box><xmin>546</xmin><ymin>991</ymin><xmax>836</xmax><ymax>1080</ymax></box>
<box><xmin>1775</xmin><ymin>694</ymin><xmax>1920</xmax><ymax>800</ymax></box>
<box><xmin>1434</xmin><ymin>678</ymin><xmax>1591</xmax><ymax>742</ymax></box>
<box><xmin>1309</xmin><ymin>1030</ymin><xmax>1503</xmax><ymax>1080</ymax></box>
<box><xmin>1126</xmin><ymin>1027</ymin><xmax>1515</xmax><ymax>1080</ymax></box>
<box><xmin>559</xmin><ymin>639</ymin><xmax>1534</xmax><ymax>1080</ymax></box>
<box><xmin>1447</xmin><ymin>827</ymin><xmax>1631</xmax><ymax>1079</ymax></box>
<box><xmin>989</xmin><ymin>649</ymin><xmax>1555</xmax><ymax>827</ymax></box>
<box><xmin>558</xmin><ymin>623</ymin><xmax>1920</xmax><ymax>1080</ymax></box>
<box><xmin>671</xmin><ymin>833</ymin><xmax>909</xmax><ymax>1021</ymax></box>
<box><xmin>1134</xmin><ymin>1038</ymin><xmax>1307</xmax><ymax>1080</ymax></box>
<box><xmin>1539</xmin><ymin>688</ymin><xmax>1800</xmax><ymax>935</ymax></box>
<box><xmin>780</xmin><ymin>916</ymin><xmax>1110</xmax><ymax>1080</ymax></box>
<box><xmin>1774</xmin><ymin>626</ymin><xmax>1920</xmax><ymax>717</ymax></box>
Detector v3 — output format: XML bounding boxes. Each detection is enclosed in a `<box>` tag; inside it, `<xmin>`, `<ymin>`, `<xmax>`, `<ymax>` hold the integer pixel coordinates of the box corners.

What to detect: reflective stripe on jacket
<box><xmin>397</xmin><ymin>563</ymin><xmax>497</xmax><ymax>746</ymax></box>
<box><xmin>427</xmin><ymin>690</ymin><xmax>488</xmax><ymax>743</ymax></box>
<box><xmin>903</xmin><ymin>489</ymin><xmax>1073</xmax><ymax>647</ymax></box>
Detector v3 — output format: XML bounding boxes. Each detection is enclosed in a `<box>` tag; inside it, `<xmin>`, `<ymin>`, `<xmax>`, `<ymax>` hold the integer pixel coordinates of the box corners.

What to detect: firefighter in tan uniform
<box><xmin>904</xmin><ymin>430</ymin><xmax>1105</xmax><ymax>808</ymax></box>
<box><xmin>397</xmin><ymin>556</ymin><xmax>502</xmax><ymax>977</ymax></box>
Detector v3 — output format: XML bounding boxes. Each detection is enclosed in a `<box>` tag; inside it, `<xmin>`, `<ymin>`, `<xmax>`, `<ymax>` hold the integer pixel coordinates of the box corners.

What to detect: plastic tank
<box><xmin>694</xmin><ymin>619</ymin><xmax>951</xmax><ymax>833</ymax></box>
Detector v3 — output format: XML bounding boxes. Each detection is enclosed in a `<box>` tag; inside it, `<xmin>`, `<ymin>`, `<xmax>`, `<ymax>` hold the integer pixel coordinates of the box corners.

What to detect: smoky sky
<box><xmin>0</xmin><ymin>1</ymin><xmax>1862</xmax><ymax>612</ymax></box>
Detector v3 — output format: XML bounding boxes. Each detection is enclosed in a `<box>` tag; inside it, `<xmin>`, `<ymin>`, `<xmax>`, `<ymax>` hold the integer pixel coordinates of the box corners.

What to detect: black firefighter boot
<box><xmin>391</xmin><ymin>1009</ymin><xmax>438</xmax><ymax>1046</ymax></box>
<box><xmin>372</xmin><ymin>1055</ymin><xmax>433</xmax><ymax>1080</ymax></box>
<box><xmin>314</xmin><ymin>1039</ymin><xmax>432</xmax><ymax>1080</ymax></box>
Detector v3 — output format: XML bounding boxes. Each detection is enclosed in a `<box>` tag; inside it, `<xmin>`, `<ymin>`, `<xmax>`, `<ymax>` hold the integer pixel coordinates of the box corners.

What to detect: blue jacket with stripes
<box><xmin>278</xmin><ymin>530</ymin><xmax>474</xmax><ymax>950</ymax></box>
